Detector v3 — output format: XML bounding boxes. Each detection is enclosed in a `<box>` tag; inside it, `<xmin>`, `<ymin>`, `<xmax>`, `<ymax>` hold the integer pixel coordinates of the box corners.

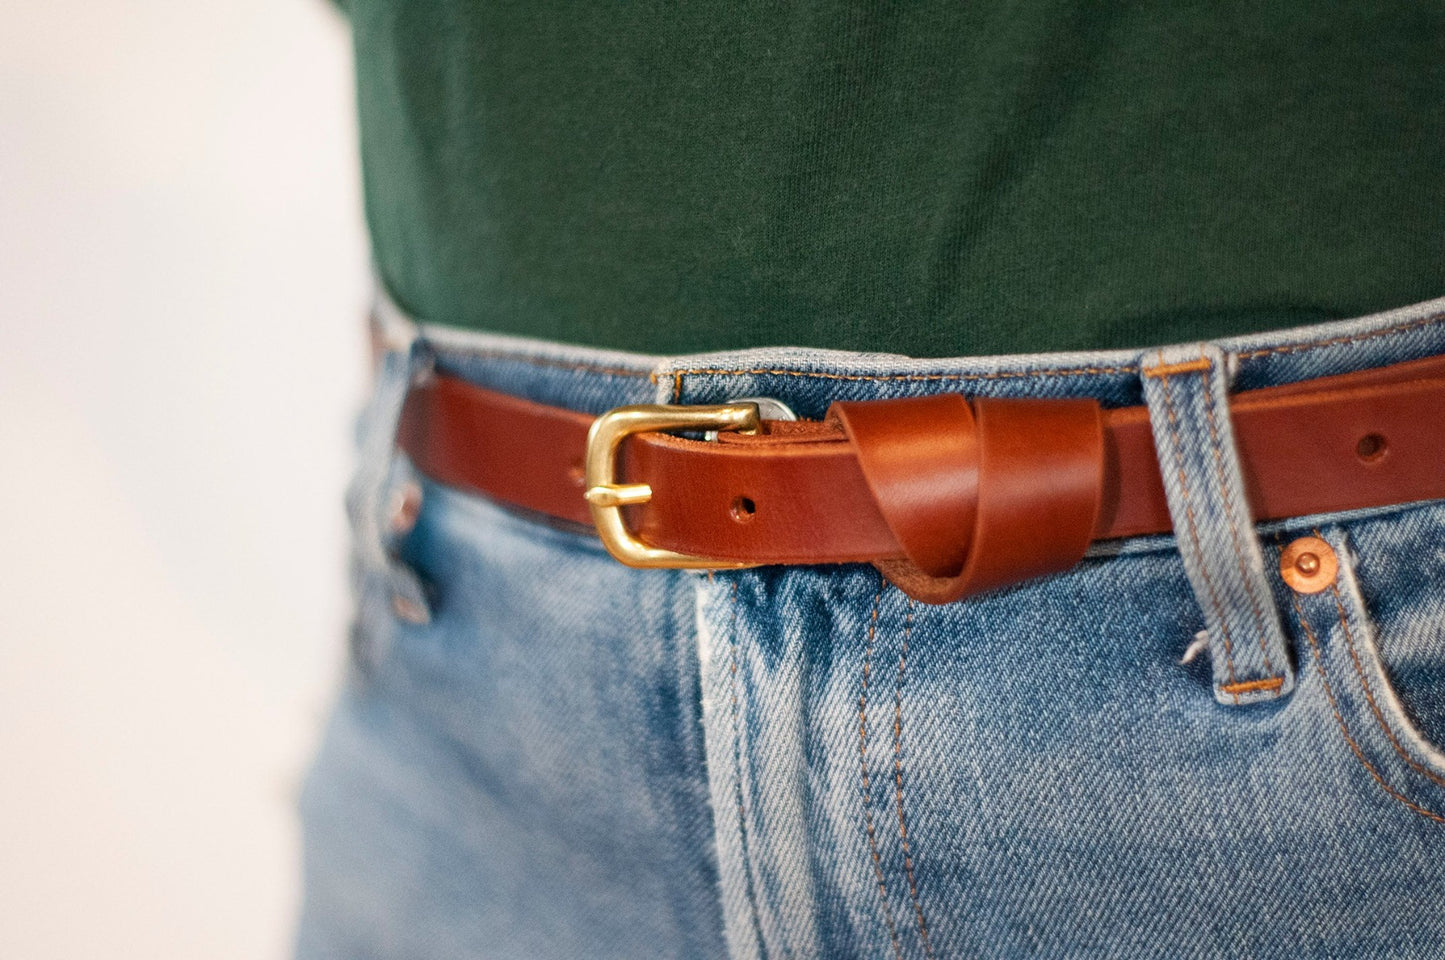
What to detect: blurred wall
<box><xmin>0</xmin><ymin>0</ymin><xmax>367</xmax><ymax>956</ymax></box>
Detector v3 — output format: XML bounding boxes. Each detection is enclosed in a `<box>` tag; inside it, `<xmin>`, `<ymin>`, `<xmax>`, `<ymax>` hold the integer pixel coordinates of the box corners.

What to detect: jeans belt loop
<box><xmin>1140</xmin><ymin>343</ymin><xmax>1297</xmax><ymax>707</ymax></box>
<box><xmin>353</xmin><ymin>320</ymin><xmax>435</xmax><ymax>626</ymax></box>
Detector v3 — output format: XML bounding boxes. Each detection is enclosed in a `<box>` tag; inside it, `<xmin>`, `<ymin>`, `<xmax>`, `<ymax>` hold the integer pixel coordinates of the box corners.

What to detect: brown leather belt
<box><xmin>397</xmin><ymin>352</ymin><xmax>1445</xmax><ymax>602</ymax></box>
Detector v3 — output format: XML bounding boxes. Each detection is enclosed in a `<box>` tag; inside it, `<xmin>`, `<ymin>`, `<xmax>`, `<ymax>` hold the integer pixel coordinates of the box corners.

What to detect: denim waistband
<box><xmin>376</xmin><ymin>288</ymin><xmax>1445</xmax><ymax>417</ymax></box>
<box><xmin>364</xmin><ymin>288</ymin><xmax>1445</xmax><ymax>706</ymax></box>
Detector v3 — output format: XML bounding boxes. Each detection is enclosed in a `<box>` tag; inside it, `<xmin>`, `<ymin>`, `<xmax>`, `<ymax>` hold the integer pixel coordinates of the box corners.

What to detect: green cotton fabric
<box><xmin>344</xmin><ymin>1</ymin><xmax>1444</xmax><ymax>357</ymax></box>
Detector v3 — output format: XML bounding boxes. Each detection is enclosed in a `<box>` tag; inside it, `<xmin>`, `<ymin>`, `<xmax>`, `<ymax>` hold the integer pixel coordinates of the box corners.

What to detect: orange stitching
<box><xmin>666</xmin><ymin>363</ymin><xmax>1136</xmax><ymax>384</ymax></box>
<box><xmin>1289</xmin><ymin>590</ymin><xmax>1445</xmax><ymax>825</ymax></box>
<box><xmin>1143</xmin><ymin>357</ymin><xmax>1213</xmax><ymax>378</ymax></box>
<box><xmin>671</xmin><ymin>371</ymin><xmax>682</xmax><ymax>403</ymax></box>
<box><xmin>1328</xmin><ymin>580</ymin><xmax>1445</xmax><ymax>791</ymax></box>
<box><xmin>1237</xmin><ymin>312</ymin><xmax>1445</xmax><ymax>360</ymax></box>
<box><xmin>1154</xmin><ymin>359</ymin><xmax>1241</xmax><ymax>703</ymax></box>
<box><xmin>1200</xmin><ymin>364</ymin><xmax>1278</xmax><ymax>683</ymax></box>
<box><xmin>726</xmin><ymin>580</ymin><xmax>766</xmax><ymax>949</ymax></box>
<box><xmin>892</xmin><ymin>600</ymin><xmax>936</xmax><ymax>960</ymax></box>
<box><xmin>859</xmin><ymin>584</ymin><xmax>903</xmax><ymax>959</ymax></box>
<box><xmin>1219</xmin><ymin>677</ymin><xmax>1285</xmax><ymax>695</ymax></box>
<box><xmin>652</xmin><ymin>307</ymin><xmax>1444</xmax><ymax>394</ymax></box>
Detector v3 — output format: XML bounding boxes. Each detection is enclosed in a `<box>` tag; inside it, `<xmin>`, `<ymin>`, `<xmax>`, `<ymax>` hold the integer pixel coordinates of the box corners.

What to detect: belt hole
<box><xmin>1356</xmin><ymin>433</ymin><xmax>1388</xmax><ymax>463</ymax></box>
<box><xmin>730</xmin><ymin>496</ymin><xmax>757</xmax><ymax>523</ymax></box>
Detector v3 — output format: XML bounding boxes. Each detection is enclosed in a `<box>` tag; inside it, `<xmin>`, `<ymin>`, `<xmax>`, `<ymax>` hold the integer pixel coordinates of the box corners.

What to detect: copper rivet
<box><xmin>392</xmin><ymin>592</ymin><xmax>428</xmax><ymax>624</ymax></box>
<box><xmin>387</xmin><ymin>482</ymin><xmax>423</xmax><ymax>534</ymax></box>
<box><xmin>1279</xmin><ymin>536</ymin><xmax>1338</xmax><ymax>595</ymax></box>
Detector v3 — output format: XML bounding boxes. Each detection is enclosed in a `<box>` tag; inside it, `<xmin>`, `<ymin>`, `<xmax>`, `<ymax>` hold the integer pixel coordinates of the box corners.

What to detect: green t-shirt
<box><xmin>344</xmin><ymin>1</ymin><xmax>1443</xmax><ymax>357</ymax></box>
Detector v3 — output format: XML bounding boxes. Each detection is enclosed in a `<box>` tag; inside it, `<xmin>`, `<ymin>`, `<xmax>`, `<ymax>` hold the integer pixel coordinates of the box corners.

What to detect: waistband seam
<box><xmin>1233</xmin><ymin>310</ymin><xmax>1445</xmax><ymax>361</ymax></box>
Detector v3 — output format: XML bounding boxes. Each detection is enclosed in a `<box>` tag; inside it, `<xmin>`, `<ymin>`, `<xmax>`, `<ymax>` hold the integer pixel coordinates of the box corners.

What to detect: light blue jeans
<box><xmin>297</xmin><ymin>294</ymin><xmax>1445</xmax><ymax>959</ymax></box>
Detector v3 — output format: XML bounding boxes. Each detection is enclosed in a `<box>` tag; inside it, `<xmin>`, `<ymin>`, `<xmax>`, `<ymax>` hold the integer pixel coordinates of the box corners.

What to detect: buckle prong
<box><xmin>583</xmin><ymin>482</ymin><xmax>653</xmax><ymax>509</ymax></box>
<box><xmin>584</xmin><ymin>402</ymin><xmax>762</xmax><ymax>568</ymax></box>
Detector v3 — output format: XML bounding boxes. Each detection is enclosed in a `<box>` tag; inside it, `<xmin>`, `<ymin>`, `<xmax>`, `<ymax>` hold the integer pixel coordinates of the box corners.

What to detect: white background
<box><xmin>0</xmin><ymin>0</ymin><xmax>367</xmax><ymax>956</ymax></box>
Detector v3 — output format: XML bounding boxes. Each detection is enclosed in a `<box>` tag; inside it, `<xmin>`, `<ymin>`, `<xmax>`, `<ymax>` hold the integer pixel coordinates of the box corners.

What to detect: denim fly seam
<box><xmin>1140</xmin><ymin>344</ymin><xmax>1295</xmax><ymax>706</ymax></box>
<box><xmin>697</xmin><ymin>572</ymin><xmax>821</xmax><ymax>960</ymax></box>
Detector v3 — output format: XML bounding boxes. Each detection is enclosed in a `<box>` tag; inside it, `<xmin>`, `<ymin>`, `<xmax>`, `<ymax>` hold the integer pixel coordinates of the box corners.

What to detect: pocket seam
<box><xmin>1289</xmin><ymin>589</ymin><xmax>1445</xmax><ymax>826</ymax></box>
<box><xmin>1328</xmin><ymin>580</ymin><xmax>1445</xmax><ymax>792</ymax></box>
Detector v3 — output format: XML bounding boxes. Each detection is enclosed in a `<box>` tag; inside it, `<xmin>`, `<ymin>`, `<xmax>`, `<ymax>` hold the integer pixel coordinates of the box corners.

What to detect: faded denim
<box><xmin>297</xmin><ymin>293</ymin><xmax>1445</xmax><ymax>959</ymax></box>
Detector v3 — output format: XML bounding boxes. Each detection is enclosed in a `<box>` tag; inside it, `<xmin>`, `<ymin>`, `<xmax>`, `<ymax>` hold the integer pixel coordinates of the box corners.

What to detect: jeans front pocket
<box><xmin>1278</xmin><ymin>501</ymin><xmax>1445</xmax><ymax>824</ymax></box>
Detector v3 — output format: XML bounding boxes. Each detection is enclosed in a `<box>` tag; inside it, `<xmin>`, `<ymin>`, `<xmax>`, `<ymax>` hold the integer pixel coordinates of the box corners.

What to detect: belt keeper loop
<box><xmin>829</xmin><ymin>394</ymin><xmax>1105</xmax><ymax>604</ymax></box>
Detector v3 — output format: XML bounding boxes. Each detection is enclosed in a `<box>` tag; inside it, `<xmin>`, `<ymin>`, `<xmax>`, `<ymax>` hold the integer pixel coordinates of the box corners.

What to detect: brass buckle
<box><xmin>583</xmin><ymin>402</ymin><xmax>762</xmax><ymax>568</ymax></box>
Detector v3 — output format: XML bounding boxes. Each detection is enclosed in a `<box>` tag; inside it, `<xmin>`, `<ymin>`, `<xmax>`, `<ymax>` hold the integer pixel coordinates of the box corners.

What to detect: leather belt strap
<box><xmin>397</xmin><ymin>352</ymin><xmax>1445</xmax><ymax>602</ymax></box>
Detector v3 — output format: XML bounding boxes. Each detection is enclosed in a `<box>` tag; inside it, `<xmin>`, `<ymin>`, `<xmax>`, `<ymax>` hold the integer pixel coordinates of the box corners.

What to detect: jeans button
<box><xmin>387</xmin><ymin>482</ymin><xmax>424</xmax><ymax>534</ymax></box>
<box><xmin>391</xmin><ymin>590</ymin><xmax>429</xmax><ymax>624</ymax></box>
